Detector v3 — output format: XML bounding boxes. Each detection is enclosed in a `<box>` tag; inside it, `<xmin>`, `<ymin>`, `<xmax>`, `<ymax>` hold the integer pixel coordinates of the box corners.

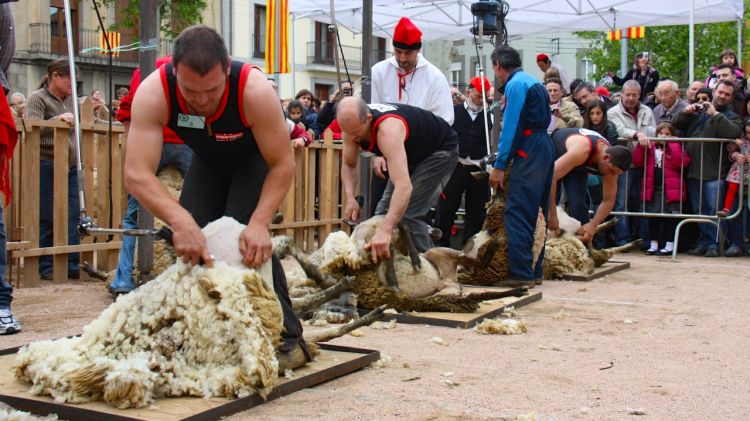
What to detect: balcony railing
<box><xmin>306</xmin><ymin>41</ymin><xmax>389</xmax><ymax>71</ymax></box>
<box><xmin>28</xmin><ymin>23</ymin><xmax>173</xmax><ymax>63</ymax></box>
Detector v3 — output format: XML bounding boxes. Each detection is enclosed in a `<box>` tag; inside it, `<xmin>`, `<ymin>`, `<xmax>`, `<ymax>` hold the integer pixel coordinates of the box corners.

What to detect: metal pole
<box><xmin>738</xmin><ymin>18</ymin><xmax>742</xmax><ymax>65</ymax></box>
<box><xmin>329</xmin><ymin>0</ymin><xmax>342</xmax><ymax>87</ymax></box>
<box><xmin>137</xmin><ymin>0</ymin><xmax>159</xmax><ymax>277</ymax></box>
<box><xmin>274</xmin><ymin>0</ymin><xmax>281</xmax><ymax>95</ymax></box>
<box><xmin>361</xmin><ymin>0</ymin><xmax>373</xmax><ymax>102</ymax></box>
<box><xmin>689</xmin><ymin>0</ymin><xmax>695</xmax><ymax>83</ymax></box>
<box><xmin>620</xmin><ymin>37</ymin><xmax>628</xmax><ymax>78</ymax></box>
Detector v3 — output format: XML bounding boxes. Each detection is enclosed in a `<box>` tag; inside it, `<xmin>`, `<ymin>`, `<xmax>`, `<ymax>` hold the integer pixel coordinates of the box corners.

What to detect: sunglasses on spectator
<box><xmin>697</xmin><ymin>95</ymin><xmax>710</xmax><ymax>102</ymax></box>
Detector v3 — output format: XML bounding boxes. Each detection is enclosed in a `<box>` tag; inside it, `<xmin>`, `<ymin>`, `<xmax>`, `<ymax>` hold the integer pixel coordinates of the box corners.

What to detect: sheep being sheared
<box><xmin>276</xmin><ymin>216</ymin><xmax>518</xmax><ymax>313</ymax></box>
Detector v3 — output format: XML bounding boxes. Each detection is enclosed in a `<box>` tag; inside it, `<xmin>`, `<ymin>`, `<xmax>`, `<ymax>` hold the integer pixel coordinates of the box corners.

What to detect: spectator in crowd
<box><xmin>8</xmin><ymin>92</ymin><xmax>23</xmax><ymax>117</ymax></box>
<box><xmin>370</xmin><ymin>16</ymin><xmax>453</xmax><ymax>217</ymax></box>
<box><xmin>90</xmin><ymin>89</ymin><xmax>110</xmax><ymax>121</ymax></box>
<box><xmin>609</xmin><ymin>52</ymin><xmax>659</xmax><ymax>101</ymax></box>
<box><xmin>450</xmin><ymin>86</ymin><xmax>465</xmax><ymax>106</ymax></box>
<box><xmin>0</xmin><ymin>0</ymin><xmax>20</xmax><ymax>335</ymax></box>
<box><xmin>434</xmin><ymin>76</ymin><xmax>493</xmax><ymax>248</ymax></box>
<box><xmin>705</xmin><ymin>49</ymin><xmax>744</xmax><ymax>90</ymax></box>
<box><xmin>286</xmin><ymin>100</ymin><xmax>312</xmax><ymax>148</ymax></box>
<box><xmin>546</xmin><ymin>78</ymin><xmax>582</xmax><ymax>132</ymax></box>
<box><xmin>741</xmin><ymin>95</ymin><xmax>750</xmax><ymax>120</ymax></box>
<box><xmin>574</xmin><ymin>82</ymin><xmax>613</xmax><ymax>114</ymax></box>
<box><xmin>712</xmin><ymin>63</ymin><xmax>746</xmax><ymax>114</ymax></box>
<box><xmin>584</xmin><ymin>100</ymin><xmax>618</xmax><ymax>144</ymax></box>
<box><xmin>568</xmin><ymin>78</ymin><xmax>585</xmax><ymax>102</ymax></box>
<box><xmin>108</xmin><ymin>56</ymin><xmax>193</xmax><ymax>297</ymax></box>
<box><xmin>26</xmin><ymin>59</ymin><xmax>81</xmax><ymax>280</ymax></box>
<box><xmin>287</xmin><ymin>100</ymin><xmax>306</xmax><ymax>129</ymax></box>
<box><xmin>294</xmin><ymin>89</ymin><xmax>321</xmax><ymax>136</ymax></box>
<box><xmin>317</xmin><ymin>80</ymin><xmax>353</xmax><ymax>130</ymax></box>
<box><xmin>608</xmin><ymin>79</ymin><xmax>656</xmax><ymax>246</ymax></box>
<box><xmin>115</xmin><ymin>86</ymin><xmax>129</xmax><ymax>101</ymax></box>
<box><xmin>536</xmin><ymin>53</ymin><xmax>570</xmax><ymax>94</ymax></box>
<box><xmin>686</xmin><ymin>80</ymin><xmax>705</xmax><ymax>104</ymax></box>
<box><xmin>719</xmin><ymin>119</ymin><xmax>750</xmax><ymax>257</ymax></box>
<box><xmin>489</xmin><ymin>45</ymin><xmax>554</xmax><ymax>288</ymax></box>
<box><xmin>543</xmin><ymin>67</ymin><xmax>561</xmax><ymax>83</ymax></box>
<box><xmin>673</xmin><ymin>81</ymin><xmax>742</xmax><ymax>257</ymax></box>
<box><xmin>653</xmin><ymin>80</ymin><xmax>688</xmax><ymax>124</ymax></box>
<box><xmin>632</xmin><ymin>121</ymin><xmax>691</xmax><ymax>256</ymax></box>
<box><xmin>548</xmin><ymin>128</ymin><xmax>631</xmax><ymax>242</ymax></box>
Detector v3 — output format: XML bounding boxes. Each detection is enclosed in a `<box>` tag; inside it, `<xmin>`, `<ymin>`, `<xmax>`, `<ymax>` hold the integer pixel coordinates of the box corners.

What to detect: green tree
<box><xmin>576</xmin><ymin>5</ymin><xmax>749</xmax><ymax>89</ymax></box>
<box><xmin>95</xmin><ymin>0</ymin><xmax>207</xmax><ymax>38</ymax></box>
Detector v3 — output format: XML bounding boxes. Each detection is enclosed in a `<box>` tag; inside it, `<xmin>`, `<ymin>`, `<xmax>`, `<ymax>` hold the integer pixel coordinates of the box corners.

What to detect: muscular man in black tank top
<box><xmin>549</xmin><ymin>128</ymin><xmax>632</xmax><ymax>242</ymax></box>
<box><xmin>337</xmin><ymin>98</ymin><xmax>458</xmax><ymax>258</ymax></box>
<box><xmin>123</xmin><ymin>26</ymin><xmax>307</xmax><ymax>370</ymax></box>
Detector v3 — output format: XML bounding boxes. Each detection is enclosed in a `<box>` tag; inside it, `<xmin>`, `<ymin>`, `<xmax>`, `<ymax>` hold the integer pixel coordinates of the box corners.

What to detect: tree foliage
<box><xmin>95</xmin><ymin>0</ymin><xmax>207</xmax><ymax>38</ymax></box>
<box><xmin>575</xmin><ymin>5</ymin><xmax>749</xmax><ymax>90</ymax></box>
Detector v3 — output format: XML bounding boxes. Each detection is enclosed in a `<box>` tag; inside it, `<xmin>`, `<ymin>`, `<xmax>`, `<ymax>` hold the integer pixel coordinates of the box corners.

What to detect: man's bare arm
<box><xmin>591</xmin><ymin>174</ymin><xmax>617</xmax><ymax>227</ymax></box>
<box><xmin>341</xmin><ymin>134</ymin><xmax>361</xmax><ymax>221</ymax></box>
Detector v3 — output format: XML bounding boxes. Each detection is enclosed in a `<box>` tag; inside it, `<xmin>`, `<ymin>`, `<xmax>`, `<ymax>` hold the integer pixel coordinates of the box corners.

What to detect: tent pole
<box><xmin>738</xmin><ymin>18</ymin><xmax>742</xmax><ymax>66</ymax></box>
<box><xmin>620</xmin><ymin>38</ymin><xmax>627</xmax><ymax>78</ymax></box>
<box><xmin>361</xmin><ymin>0</ymin><xmax>372</xmax><ymax>102</ymax></box>
<box><xmin>689</xmin><ymin>0</ymin><xmax>695</xmax><ymax>83</ymax></box>
<box><xmin>291</xmin><ymin>13</ymin><xmax>296</xmax><ymax>95</ymax></box>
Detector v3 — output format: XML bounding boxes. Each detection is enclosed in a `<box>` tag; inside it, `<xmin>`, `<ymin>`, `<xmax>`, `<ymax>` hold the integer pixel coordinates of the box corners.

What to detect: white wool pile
<box><xmin>542</xmin><ymin>234</ymin><xmax>595</xmax><ymax>279</ymax></box>
<box><xmin>15</xmin><ymin>218</ymin><xmax>283</xmax><ymax>409</ymax></box>
<box><xmin>0</xmin><ymin>408</ymin><xmax>58</xmax><ymax>421</ymax></box>
<box><xmin>555</xmin><ymin>206</ymin><xmax>582</xmax><ymax>235</ymax></box>
<box><xmin>474</xmin><ymin>318</ymin><xmax>528</xmax><ymax>335</ymax></box>
<box><xmin>318</xmin><ymin>230</ymin><xmax>366</xmax><ymax>273</ymax></box>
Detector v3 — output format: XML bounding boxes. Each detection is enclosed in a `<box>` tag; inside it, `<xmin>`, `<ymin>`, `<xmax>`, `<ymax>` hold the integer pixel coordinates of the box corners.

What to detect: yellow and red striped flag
<box><xmin>265</xmin><ymin>0</ymin><xmax>290</xmax><ymax>74</ymax></box>
<box><xmin>99</xmin><ymin>31</ymin><xmax>121</xmax><ymax>57</ymax></box>
<box><xmin>627</xmin><ymin>26</ymin><xmax>646</xmax><ymax>39</ymax></box>
<box><xmin>607</xmin><ymin>30</ymin><xmax>622</xmax><ymax>41</ymax></box>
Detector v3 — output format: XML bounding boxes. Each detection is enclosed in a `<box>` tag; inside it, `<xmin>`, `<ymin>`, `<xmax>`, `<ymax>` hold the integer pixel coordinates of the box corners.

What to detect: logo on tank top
<box><xmin>214</xmin><ymin>131</ymin><xmax>244</xmax><ymax>142</ymax></box>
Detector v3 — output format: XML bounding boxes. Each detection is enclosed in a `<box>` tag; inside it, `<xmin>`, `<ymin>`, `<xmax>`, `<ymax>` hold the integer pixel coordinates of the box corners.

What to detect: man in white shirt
<box><xmin>536</xmin><ymin>53</ymin><xmax>571</xmax><ymax>94</ymax></box>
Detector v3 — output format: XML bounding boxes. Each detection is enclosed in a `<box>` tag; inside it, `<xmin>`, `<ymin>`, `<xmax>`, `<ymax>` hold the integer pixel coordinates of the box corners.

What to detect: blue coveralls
<box><xmin>494</xmin><ymin>69</ymin><xmax>555</xmax><ymax>280</ymax></box>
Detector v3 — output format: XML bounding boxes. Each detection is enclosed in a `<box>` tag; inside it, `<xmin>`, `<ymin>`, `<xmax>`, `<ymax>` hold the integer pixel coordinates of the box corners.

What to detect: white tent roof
<box><xmin>289</xmin><ymin>0</ymin><xmax>743</xmax><ymax>41</ymax></box>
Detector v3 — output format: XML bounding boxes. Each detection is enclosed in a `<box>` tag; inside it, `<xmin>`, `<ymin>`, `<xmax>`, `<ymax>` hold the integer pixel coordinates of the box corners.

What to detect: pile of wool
<box><xmin>474</xmin><ymin>317</ymin><xmax>528</xmax><ymax>335</ymax></box>
<box><xmin>0</xmin><ymin>407</ymin><xmax>58</xmax><ymax>421</ymax></box>
<box><xmin>15</xmin><ymin>218</ymin><xmax>282</xmax><ymax>409</ymax></box>
<box><xmin>542</xmin><ymin>233</ymin><xmax>595</xmax><ymax>278</ymax></box>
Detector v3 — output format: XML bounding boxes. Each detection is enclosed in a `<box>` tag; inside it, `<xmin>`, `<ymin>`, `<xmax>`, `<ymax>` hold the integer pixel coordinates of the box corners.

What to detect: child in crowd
<box><xmin>632</xmin><ymin>122</ymin><xmax>691</xmax><ymax>255</ymax></box>
<box><xmin>718</xmin><ymin>119</ymin><xmax>750</xmax><ymax>217</ymax></box>
<box><xmin>286</xmin><ymin>100</ymin><xmax>312</xmax><ymax>149</ymax></box>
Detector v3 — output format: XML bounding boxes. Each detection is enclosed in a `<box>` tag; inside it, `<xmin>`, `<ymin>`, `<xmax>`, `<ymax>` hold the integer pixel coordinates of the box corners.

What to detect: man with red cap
<box><xmin>434</xmin><ymin>76</ymin><xmax>493</xmax><ymax>247</ymax></box>
<box><xmin>369</xmin><ymin>16</ymin><xmax>453</xmax><ymax>218</ymax></box>
<box><xmin>536</xmin><ymin>53</ymin><xmax>570</xmax><ymax>94</ymax></box>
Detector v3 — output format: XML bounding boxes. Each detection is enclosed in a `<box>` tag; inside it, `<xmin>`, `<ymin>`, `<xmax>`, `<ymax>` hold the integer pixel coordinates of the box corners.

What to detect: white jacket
<box><xmin>371</xmin><ymin>54</ymin><xmax>454</xmax><ymax>125</ymax></box>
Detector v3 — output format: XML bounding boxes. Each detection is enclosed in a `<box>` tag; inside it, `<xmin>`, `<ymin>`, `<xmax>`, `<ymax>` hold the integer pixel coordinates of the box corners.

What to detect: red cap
<box><xmin>393</xmin><ymin>17</ymin><xmax>422</xmax><ymax>50</ymax></box>
<box><xmin>469</xmin><ymin>76</ymin><xmax>491</xmax><ymax>92</ymax></box>
<box><xmin>536</xmin><ymin>53</ymin><xmax>550</xmax><ymax>62</ymax></box>
<box><xmin>596</xmin><ymin>86</ymin><xmax>611</xmax><ymax>97</ymax></box>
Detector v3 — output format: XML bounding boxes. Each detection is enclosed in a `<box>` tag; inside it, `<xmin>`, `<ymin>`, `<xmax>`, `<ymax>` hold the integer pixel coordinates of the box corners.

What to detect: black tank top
<box><xmin>161</xmin><ymin>60</ymin><xmax>257</xmax><ymax>166</ymax></box>
<box><xmin>552</xmin><ymin>128</ymin><xmax>609</xmax><ymax>173</ymax></box>
<box><xmin>365</xmin><ymin>103</ymin><xmax>458</xmax><ymax>170</ymax></box>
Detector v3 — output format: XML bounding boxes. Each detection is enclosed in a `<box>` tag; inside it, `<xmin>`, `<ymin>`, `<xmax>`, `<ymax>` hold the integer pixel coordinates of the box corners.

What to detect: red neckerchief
<box><xmin>397</xmin><ymin>67</ymin><xmax>417</xmax><ymax>100</ymax></box>
<box><xmin>0</xmin><ymin>90</ymin><xmax>18</xmax><ymax>205</ymax></box>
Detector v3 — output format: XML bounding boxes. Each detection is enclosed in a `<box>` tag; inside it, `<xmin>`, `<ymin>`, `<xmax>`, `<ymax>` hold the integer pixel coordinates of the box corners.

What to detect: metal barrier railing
<box><xmin>608</xmin><ymin>136</ymin><xmax>746</xmax><ymax>259</ymax></box>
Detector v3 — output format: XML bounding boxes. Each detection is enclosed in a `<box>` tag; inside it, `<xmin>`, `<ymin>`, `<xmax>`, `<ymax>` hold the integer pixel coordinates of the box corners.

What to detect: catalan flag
<box><xmin>607</xmin><ymin>30</ymin><xmax>622</xmax><ymax>41</ymax></box>
<box><xmin>265</xmin><ymin>0</ymin><xmax>290</xmax><ymax>74</ymax></box>
<box><xmin>99</xmin><ymin>31</ymin><xmax>121</xmax><ymax>57</ymax></box>
<box><xmin>627</xmin><ymin>26</ymin><xmax>646</xmax><ymax>39</ymax></box>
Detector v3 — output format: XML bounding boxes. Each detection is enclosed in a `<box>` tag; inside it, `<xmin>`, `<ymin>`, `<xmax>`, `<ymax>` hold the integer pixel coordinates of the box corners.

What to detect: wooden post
<box><xmin>21</xmin><ymin>126</ymin><xmax>41</xmax><ymax>287</ymax></box>
<box><xmin>361</xmin><ymin>0</ymin><xmax>373</xmax><ymax>102</ymax></box>
<box><xmin>52</xmin><ymin>127</ymin><xmax>69</xmax><ymax>283</ymax></box>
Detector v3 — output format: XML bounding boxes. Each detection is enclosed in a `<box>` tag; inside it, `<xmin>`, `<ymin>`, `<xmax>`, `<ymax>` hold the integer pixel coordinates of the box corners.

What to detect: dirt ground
<box><xmin>2</xmin><ymin>253</ymin><xmax>749</xmax><ymax>420</ymax></box>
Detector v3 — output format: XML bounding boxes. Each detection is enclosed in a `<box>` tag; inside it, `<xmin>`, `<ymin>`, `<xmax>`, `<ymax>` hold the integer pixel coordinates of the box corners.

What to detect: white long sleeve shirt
<box><xmin>371</xmin><ymin>54</ymin><xmax>454</xmax><ymax>125</ymax></box>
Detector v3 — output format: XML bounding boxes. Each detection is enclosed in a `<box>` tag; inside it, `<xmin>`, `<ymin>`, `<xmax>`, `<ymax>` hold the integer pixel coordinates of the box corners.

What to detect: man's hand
<box><xmin>57</xmin><ymin>112</ymin><xmax>75</xmax><ymax>125</ymax></box>
<box><xmin>636</xmin><ymin>131</ymin><xmax>650</xmax><ymax>148</ymax></box>
<box><xmin>551</xmin><ymin>106</ymin><xmax>562</xmax><ymax>118</ymax></box>
<box><xmin>548</xmin><ymin>209</ymin><xmax>560</xmax><ymax>237</ymax></box>
<box><xmin>344</xmin><ymin>198</ymin><xmax>361</xmax><ymax>223</ymax></box>
<box><xmin>171</xmin><ymin>215</ymin><xmax>213</xmax><ymax>267</ymax></box>
<box><xmin>372</xmin><ymin>156</ymin><xmax>388</xmax><ymax>179</ymax></box>
<box><xmin>577</xmin><ymin>221</ymin><xmax>596</xmax><ymax>244</ymax></box>
<box><xmin>365</xmin><ymin>230</ymin><xmax>392</xmax><ymax>263</ymax></box>
<box><xmin>489</xmin><ymin>168</ymin><xmax>505</xmax><ymax>191</ymax></box>
<box><xmin>704</xmin><ymin>101</ymin><xmax>717</xmax><ymax>116</ymax></box>
<box><xmin>239</xmin><ymin>221</ymin><xmax>273</xmax><ymax>268</ymax></box>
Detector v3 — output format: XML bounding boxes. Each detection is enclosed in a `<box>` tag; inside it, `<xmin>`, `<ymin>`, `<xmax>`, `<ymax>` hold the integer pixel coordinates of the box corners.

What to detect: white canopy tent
<box><xmin>288</xmin><ymin>0</ymin><xmax>743</xmax><ymax>41</ymax></box>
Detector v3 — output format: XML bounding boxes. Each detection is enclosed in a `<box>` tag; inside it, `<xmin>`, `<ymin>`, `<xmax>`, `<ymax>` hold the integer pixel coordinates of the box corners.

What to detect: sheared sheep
<box><xmin>276</xmin><ymin>216</ymin><xmax>520</xmax><ymax>313</ymax></box>
<box><xmin>14</xmin><ymin>217</ymin><xmax>381</xmax><ymax>409</ymax></box>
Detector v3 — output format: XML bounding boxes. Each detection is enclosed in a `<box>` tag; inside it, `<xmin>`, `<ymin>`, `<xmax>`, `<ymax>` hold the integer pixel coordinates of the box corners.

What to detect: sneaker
<box><xmin>0</xmin><ymin>308</ymin><xmax>22</xmax><ymax>335</ymax></box>
<box><xmin>645</xmin><ymin>249</ymin><xmax>658</xmax><ymax>256</ymax></box>
<box><xmin>717</xmin><ymin>208</ymin><xmax>730</xmax><ymax>218</ymax></box>
<box><xmin>724</xmin><ymin>244</ymin><xmax>743</xmax><ymax>257</ymax></box>
<box><xmin>656</xmin><ymin>249</ymin><xmax>674</xmax><ymax>256</ymax></box>
<box><xmin>276</xmin><ymin>342</ymin><xmax>308</xmax><ymax>372</ymax></box>
<box><xmin>704</xmin><ymin>248</ymin><xmax>720</xmax><ymax>257</ymax></box>
<box><xmin>687</xmin><ymin>246</ymin><xmax>708</xmax><ymax>256</ymax></box>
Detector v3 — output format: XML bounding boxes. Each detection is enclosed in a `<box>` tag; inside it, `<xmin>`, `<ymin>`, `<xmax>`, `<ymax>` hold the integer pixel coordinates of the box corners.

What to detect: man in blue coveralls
<box><xmin>488</xmin><ymin>45</ymin><xmax>555</xmax><ymax>288</ymax></box>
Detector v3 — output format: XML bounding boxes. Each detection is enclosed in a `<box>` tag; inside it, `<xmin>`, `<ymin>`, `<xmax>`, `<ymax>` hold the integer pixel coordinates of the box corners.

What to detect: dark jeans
<box><xmin>0</xmin><ymin>205</ymin><xmax>11</xmax><ymax>309</ymax></box>
<box><xmin>686</xmin><ymin>178</ymin><xmax>725</xmax><ymax>250</ymax></box>
<box><xmin>179</xmin><ymin>152</ymin><xmax>303</xmax><ymax>352</ymax></box>
<box><xmin>434</xmin><ymin>163</ymin><xmax>490</xmax><ymax>247</ymax></box>
<box><xmin>39</xmin><ymin>160</ymin><xmax>80</xmax><ymax>276</ymax></box>
<box><xmin>110</xmin><ymin>143</ymin><xmax>193</xmax><ymax>292</ymax></box>
<box><xmin>558</xmin><ymin>169</ymin><xmax>590</xmax><ymax>224</ymax></box>
<box><xmin>613</xmin><ymin>168</ymin><xmax>648</xmax><ymax>246</ymax></box>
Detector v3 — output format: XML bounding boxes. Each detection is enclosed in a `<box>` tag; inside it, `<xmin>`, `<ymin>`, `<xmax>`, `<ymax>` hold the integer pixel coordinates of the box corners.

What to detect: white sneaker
<box><xmin>0</xmin><ymin>308</ymin><xmax>22</xmax><ymax>335</ymax></box>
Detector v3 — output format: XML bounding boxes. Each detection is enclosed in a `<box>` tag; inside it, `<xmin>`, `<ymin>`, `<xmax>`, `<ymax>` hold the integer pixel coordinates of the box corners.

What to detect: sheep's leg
<box><xmin>595</xmin><ymin>218</ymin><xmax>618</xmax><ymax>233</ymax></box>
<box><xmin>465</xmin><ymin>237</ymin><xmax>501</xmax><ymax>270</ymax></box>
<box><xmin>384</xmin><ymin>249</ymin><xmax>400</xmax><ymax>291</ymax></box>
<box><xmin>398</xmin><ymin>222</ymin><xmax>422</xmax><ymax>272</ymax></box>
<box><xmin>291</xmin><ymin>276</ymin><xmax>353</xmax><ymax>313</ymax></box>
<box><xmin>280</xmin><ymin>239</ymin><xmax>336</xmax><ymax>289</ymax></box>
<box><xmin>302</xmin><ymin>305</ymin><xmax>388</xmax><ymax>343</ymax></box>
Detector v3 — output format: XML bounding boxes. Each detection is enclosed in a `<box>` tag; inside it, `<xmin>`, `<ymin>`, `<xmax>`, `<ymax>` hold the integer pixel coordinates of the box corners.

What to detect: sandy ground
<box><xmin>2</xmin><ymin>253</ymin><xmax>750</xmax><ymax>420</ymax></box>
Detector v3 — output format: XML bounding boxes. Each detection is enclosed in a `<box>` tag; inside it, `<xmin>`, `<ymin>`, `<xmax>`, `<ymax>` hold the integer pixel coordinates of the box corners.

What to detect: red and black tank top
<box><xmin>552</xmin><ymin>127</ymin><xmax>610</xmax><ymax>173</ymax></box>
<box><xmin>161</xmin><ymin>60</ymin><xmax>257</xmax><ymax>166</ymax></box>
<box><xmin>365</xmin><ymin>103</ymin><xmax>458</xmax><ymax>171</ymax></box>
